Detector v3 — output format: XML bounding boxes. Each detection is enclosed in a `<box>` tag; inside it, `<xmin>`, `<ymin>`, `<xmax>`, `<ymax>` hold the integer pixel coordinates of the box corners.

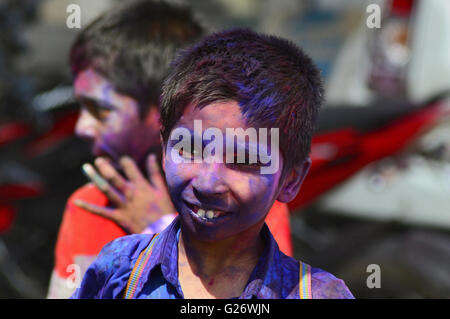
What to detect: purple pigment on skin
<box><xmin>73</xmin><ymin>68</ymin><xmax>160</xmax><ymax>164</ymax></box>
<box><xmin>163</xmin><ymin>101</ymin><xmax>284</xmax><ymax>242</ymax></box>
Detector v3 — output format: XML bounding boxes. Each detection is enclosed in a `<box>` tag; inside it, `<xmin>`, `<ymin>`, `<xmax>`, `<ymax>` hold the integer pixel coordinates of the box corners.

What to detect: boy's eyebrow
<box><xmin>75</xmin><ymin>95</ymin><xmax>115</xmax><ymax>110</ymax></box>
<box><xmin>175</xmin><ymin>126</ymin><xmax>200</xmax><ymax>138</ymax></box>
<box><xmin>231</xmin><ymin>140</ymin><xmax>270</xmax><ymax>165</ymax></box>
<box><xmin>170</xmin><ymin>126</ymin><xmax>268</xmax><ymax>151</ymax></box>
<box><xmin>168</xmin><ymin>126</ymin><xmax>203</xmax><ymax>145</ymax></box>
<box><xmin>233</xmin><ymin>139</ymin><xmax>259</xmax><ymax>154</ymax></box>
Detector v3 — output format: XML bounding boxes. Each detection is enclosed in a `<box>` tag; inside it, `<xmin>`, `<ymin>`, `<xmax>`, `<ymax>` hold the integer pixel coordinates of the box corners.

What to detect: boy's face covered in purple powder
<box><xmin>73</xmin><ymin>68</ymin><xmax>160</xmax><ymax>162</ymax></box>
<box><xmin>163</xmin><ymin>101</ymin><xmax>287</xmax><ymax>241</ymax></box>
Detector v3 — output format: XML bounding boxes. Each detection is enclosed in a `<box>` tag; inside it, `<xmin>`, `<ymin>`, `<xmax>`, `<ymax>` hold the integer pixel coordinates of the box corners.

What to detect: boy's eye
<box><xmin>240</xmin><ymin>161</ymin><xmax>262</xmax><ymax>168</ymax></box>
<box><xmin>236</xmin><ymin>153</ymin><xmax>262</xmax><ymax>166</ymax></box>
<box><xmin>178</xmin><ymin>147</ymin><xmax>201</xmax><ymax>160</ymax></box>
<box><xmin>227</xmin><ymin>155</ymin><xmax>265</xmax><ymax>171</ymax></box>
<box><xmin>82</xmin><ymin>101</ymin><xmax>113</xmax><ymax>120</ymax></box>
<box><xmin>97</xmin><ymin>109</ymin><xmax>112</xmax><ymax>120</ymax></box>
<box><xmin>226</xmin><ymin>162</ymin><xmax>261</xmax><ymax>174</ymax></box>
<box><xmin>178</xmin><ymin>148</ymin><xmax>190</xmax><ymax>159</ymax></box>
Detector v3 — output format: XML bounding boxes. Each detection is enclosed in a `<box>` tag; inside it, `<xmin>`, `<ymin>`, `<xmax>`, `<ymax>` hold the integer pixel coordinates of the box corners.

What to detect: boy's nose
<box><xmin>191</xmin><ymin>162</ymin><xmax>228</xmax><ymax>197</ymax></box>
<box><xmin>75</xmin><ymin>109</ymin><xmax>98</xmax><ymax>140</ymax></box>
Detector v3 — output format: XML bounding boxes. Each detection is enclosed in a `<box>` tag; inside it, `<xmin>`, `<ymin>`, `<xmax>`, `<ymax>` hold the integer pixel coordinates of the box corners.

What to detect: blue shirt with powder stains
<box><xmin>71</xmin><ymin>217</ymin><xmax>354</xmax><ymax>299</ymax></box>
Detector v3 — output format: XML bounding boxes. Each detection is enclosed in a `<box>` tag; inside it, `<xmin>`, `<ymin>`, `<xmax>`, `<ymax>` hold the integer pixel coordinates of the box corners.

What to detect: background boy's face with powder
<box><xmin>74</xmin><ymin>68</ymin><xmax>161</xmax><ymax>163</ymax></box>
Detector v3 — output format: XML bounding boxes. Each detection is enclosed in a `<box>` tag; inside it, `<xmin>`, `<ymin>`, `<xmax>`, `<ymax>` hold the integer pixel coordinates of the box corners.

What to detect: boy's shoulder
<box><xmin>310</xmin><ymin>266</ymin><xmax>354</xmax><ymax>299</ymax></box>
<box><xmin>277</xmin><ymin>252</ymin><xmax>354</xmax><ymax>299</ymax></box>
<box><xmin>68</xmin><ymin>183</ymin><xmax>107</xmax><ymax>205</ymax></box>
<box><xmin>71</xmin><ymin>233</ymin><xmax>155</xmax><ymax>299</ymax></box>
<box><xmin>99</xmin><ymin>233</ymin><xmax>153</xmax><ymax>260</ymax></box>
<box><xmin>92</xmin><ymin>233</ymin><xmax>154</xmax><ymax>277</ymax></box>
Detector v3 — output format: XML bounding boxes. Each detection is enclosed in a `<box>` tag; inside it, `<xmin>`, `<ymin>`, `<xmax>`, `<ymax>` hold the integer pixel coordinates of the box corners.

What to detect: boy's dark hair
<box><xmin>69</xmin><ymin>0</ymin><xmax>204</xmax><ymax>116</ymax></box>
<box><xmin>160</xmin><ymin>28</ymin><xmax>324</xmax><ymax>170</ymax></box>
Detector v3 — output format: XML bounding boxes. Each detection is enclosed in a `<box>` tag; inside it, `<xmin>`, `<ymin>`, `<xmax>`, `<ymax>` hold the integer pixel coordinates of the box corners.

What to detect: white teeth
<box><xmin>194</xmin><ymin>206</ymin><xmax>224</xmax><ymax>220</ymax></box>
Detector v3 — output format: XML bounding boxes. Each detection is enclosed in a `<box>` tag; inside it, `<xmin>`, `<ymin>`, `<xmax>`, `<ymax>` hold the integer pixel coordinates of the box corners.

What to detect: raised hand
<box><xmin>75</xmin><ymin>154</ymin><xmax>176</xmax><ymax>234</ymax></box>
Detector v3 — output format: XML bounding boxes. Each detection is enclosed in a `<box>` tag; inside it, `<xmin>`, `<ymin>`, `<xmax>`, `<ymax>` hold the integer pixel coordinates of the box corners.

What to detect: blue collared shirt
<box><xmin>71</xmin><ymin>217</ymin><xmax>354</xmax><ymax>299</ymax></box>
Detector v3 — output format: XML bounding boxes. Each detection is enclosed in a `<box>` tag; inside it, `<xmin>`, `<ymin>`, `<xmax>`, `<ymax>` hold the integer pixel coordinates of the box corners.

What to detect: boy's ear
<box><xmin>277</xmin><ymin>157</ymin><xmax>311</xmax><ymax>203</ymax></box>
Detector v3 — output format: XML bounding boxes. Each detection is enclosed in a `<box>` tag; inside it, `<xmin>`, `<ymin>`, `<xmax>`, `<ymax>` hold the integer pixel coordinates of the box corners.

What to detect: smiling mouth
<box><xmin>184</xmin><ymin>201</ymin><xmax>229</xmax><ymax>221</ymax></box>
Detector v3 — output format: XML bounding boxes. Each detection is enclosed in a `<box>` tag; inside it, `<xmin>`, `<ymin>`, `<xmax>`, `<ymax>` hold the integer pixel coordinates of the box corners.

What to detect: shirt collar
<box><xmin>137</xmin><ymin>216</ymin><xmax>183</xmax><ymax>296</ymax></box>
<box><xmin>138</xmin><ymin>217</ymin><xmax>286</xmax><ymax>299</ymax></box>
<box><xmin>239</xmin><ymin>223</ymin><xmax>284</xmax><ymax>299</ymax></box>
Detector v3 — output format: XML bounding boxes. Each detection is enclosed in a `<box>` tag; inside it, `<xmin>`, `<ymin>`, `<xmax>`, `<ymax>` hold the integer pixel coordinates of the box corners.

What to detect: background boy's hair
<box><xmin>69</xmin><ymin>0</ymin><xmax>205</xmax><ymax>116</ymax></box>
<box><xmin>160</xmin><ymin>28</ymin><xmax>324</xmax><ymax>170</ymax></box>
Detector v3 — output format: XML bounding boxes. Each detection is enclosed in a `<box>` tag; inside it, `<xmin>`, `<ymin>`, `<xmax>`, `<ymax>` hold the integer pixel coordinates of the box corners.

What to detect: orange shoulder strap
<box><xmin>299</xmin><ymin>261</ymin><xmax>312</xmax><ymax>299</ymax></box>
<box><xmin>123</xmin><ymin>233</ymin><xmax>159</xmax><ymax>299</ymax></box>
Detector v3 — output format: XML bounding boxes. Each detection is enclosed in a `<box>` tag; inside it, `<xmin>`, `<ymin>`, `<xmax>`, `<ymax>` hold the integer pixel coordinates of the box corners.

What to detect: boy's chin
<box><xmin>177</xmin><ymin>211</ymin><xmax>230</xmax><ymax>241</ymax></box>
<box><xmin>179</xmin><ymin>212</ymin><xmax>265</xmax><ymax>243</ymax></box>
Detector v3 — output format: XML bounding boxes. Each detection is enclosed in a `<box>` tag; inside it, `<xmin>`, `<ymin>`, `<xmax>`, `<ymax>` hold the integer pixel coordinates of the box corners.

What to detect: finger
<box><xmin>82</xmin><ymin>163</ymin><xmax>109</xmax><ymax>191</ymax></box>
<box><xmin>146</xmin><ymin>154</ymin><xmax>165</xmax><ymax>188</ymax></box>
<box><xmin>94</xmin><ymin>157</ymin><xmax>127</xmax><ymax>193</ymax></box>
<box><xmin>82</xmin><ymin>163</ymin><xmax>125</xmax><ymax>205</ymax></box>
<box><xmin>120</xmin><ymin>156</ymin><xmax>145</xmax><ymax>182</ymax></box>
<box><xmin>74</xmin><ymin>200</ymin><xmax>118</xmax><ymax>222</ymax></box>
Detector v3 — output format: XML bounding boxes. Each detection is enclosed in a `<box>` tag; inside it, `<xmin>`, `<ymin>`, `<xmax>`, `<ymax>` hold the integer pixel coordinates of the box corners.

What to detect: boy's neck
<box><xmin>177</xmin><ymin>220</ymin><xmax>265</xmax><ymax>299</ymax></box>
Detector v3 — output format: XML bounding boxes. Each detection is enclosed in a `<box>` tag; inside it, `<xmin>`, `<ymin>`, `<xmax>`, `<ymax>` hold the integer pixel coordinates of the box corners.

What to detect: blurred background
<box><xmin>0</xmin><ymin>0</ymin><xmax>449</xmax><ymax>298</ymax></box>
